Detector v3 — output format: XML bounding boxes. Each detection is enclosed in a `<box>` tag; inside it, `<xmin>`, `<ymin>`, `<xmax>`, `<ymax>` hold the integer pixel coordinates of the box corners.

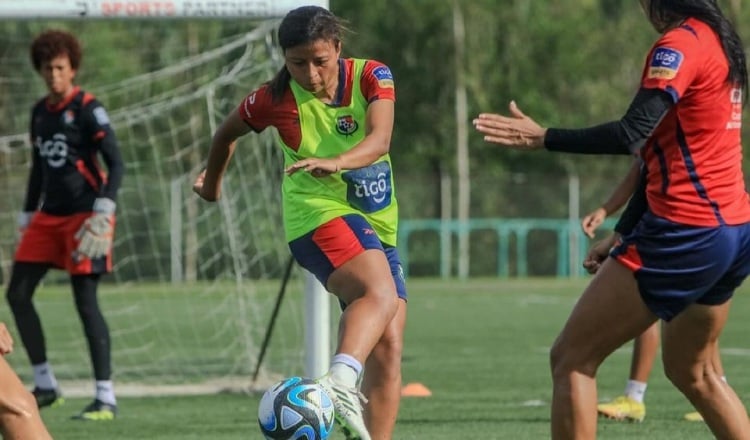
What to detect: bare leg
<box><xmin>362</xmin><ymin>299</ymin><xmax>406</xmax><ymax>440</ymax></box>
<box><xmin>0</xmin><ymin>356</ymin><xmax>52</xmax><ymax>440</ymax></box>
<box><xmin>662</xmin><ymin>301</ymin><xmax>750</xmax><ymax>438</ymax></box>
<box><xmin>327</xmin><ymin>249</ymin><xmax>400</xmax><ymax>365</ymax></box>
<box><xmin>550</xmin><ymin>259</ymin><xmax>657</xmax><ymax>439</ymax></box>
<box><xmin>630</xmin><ymin>322</ymin><xmax>659</xmax><ymax>383</ymax></box>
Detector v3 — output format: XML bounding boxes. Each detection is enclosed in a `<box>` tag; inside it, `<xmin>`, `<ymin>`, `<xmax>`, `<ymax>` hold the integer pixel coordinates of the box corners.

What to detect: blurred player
<box><xmin>193</xmin><ymin>6</ymin><xmax>405</xmax><ymax>440</ymax></box>
<box><xmin>474</xmin><ymin>0</ymin><xmax>750</xmax><ymax>438</ymax></box>
<box><xmin>0</xmin><ymin>322</ymin><xmax>53</xmax><ymax>440</ymax></box>
<box><xmin>582</xmin><ymin>161</ymin><xmax>715</xmax><ymax>423</ymax></box>
<box><xmin>5</xmin><ymin>29</ymin><xmax>124</xmax><ymax>421</ymax></box>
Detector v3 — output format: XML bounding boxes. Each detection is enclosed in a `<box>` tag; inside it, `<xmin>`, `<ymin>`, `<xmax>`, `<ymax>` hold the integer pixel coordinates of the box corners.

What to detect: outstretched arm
<box><xmin>474</xmin><ymin>88</ymin><xmax>674</xmax><ymax>155</ymax></box>
<box><xmin>194</xmin><ymin>111</ymin><xmax>253</xmax><ymax>201</ymax></box>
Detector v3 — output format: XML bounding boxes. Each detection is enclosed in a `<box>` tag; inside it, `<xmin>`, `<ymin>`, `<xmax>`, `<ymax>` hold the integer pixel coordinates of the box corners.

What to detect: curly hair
<box><xmin>30</xmin><ymin>29</ymin><xmax>82</xmax><ymax>71</ymax></box>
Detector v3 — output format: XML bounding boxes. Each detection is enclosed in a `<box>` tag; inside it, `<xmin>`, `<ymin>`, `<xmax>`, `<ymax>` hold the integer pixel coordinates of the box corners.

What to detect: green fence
<box><xmin>399</xmin><ymin>218</ymin><xmax>618</xmax><ymax>278</ymax></box>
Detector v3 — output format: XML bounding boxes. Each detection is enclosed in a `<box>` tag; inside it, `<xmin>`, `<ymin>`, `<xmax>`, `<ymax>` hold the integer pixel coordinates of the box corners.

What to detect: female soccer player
<box><xmin>193</xmin><ymin>6</ymin><xmax>405</xmax><ymax>440</ymax></box>
<box><xmin>582</xmin><ymin>160</ymin><xmax>716</xmax><ymax>423</ymax></box>
<box><xmin>0</xmin><ymin>322</ymin><xmax>53</xmax><ymax>440</ymax></box>
<box><xmin>474</xmin><ymin>1</ymin><xmax>750</xmax><ymax>438</ymax></box>
<box><xmin>6</xmin><ymin>29</ymin><xmax>124</xmax><ymax>421</ymax></box>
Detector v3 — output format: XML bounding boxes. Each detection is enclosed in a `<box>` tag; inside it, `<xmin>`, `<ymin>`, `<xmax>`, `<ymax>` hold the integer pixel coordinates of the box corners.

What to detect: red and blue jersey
<box><xmin>238</xmin><ymin>58</ymin><xmax>395</xmax><ymax>148</ymax></box>
<box><xmin>639</xmin><ymin>17</ymin><xmax>750</xmax><ymax>226</ymax></box>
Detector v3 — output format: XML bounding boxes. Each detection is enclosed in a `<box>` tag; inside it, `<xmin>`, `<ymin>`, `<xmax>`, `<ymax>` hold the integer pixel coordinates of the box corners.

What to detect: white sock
<box><xmin>329</xmin><ymin>354</ymin><xmax>362</xmax><ymax>389</ymax></box>
<box><xmin>624</xmin><ymin>380</ymin><xmax>647</xmax><ymax>403</ymax></box>
<box><xmin>95</xmin><ymin>380</ymin><xmax>116</xmax><ymax>405</ymax></box>
<box><xmin>721</xmin><ymin>375</ymin><xmax>727</xmax><ymax>383</ymax></box>
<box><xmin>33</xmin><ymin>362</ymin><xmax>58</xmax><ymax>390</ymax></box>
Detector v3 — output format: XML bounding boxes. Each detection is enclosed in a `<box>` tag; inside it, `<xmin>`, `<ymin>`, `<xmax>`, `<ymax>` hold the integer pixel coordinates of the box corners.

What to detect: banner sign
<box><xmin>0</xmin><ymin>0</ymin><xmax>327</xmax><ymax>19</ymax></box>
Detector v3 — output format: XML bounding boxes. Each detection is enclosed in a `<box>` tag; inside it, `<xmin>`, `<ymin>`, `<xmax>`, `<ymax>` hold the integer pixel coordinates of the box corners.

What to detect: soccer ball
<box><xmin>258</xmin><ymin>376</ymin><xmax>335</xmax><ymax>440</ymax></box>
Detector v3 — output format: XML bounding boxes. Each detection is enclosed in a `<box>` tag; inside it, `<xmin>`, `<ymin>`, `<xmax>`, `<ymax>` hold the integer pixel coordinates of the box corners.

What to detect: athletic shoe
<box><xmin>683</xmin><ymin>411</ymin><xmax>704</xmax><ymax>422</ymax></box>
<box><xmin>32</xmin><ymin>387</ymin><xmax>64</xmax><ymax>409</ymax></box>
<box><xmin>71</xmin><ymin>399</ymin><xmax>117</xmax><ymax>421</ymax></box>
<box><xmin>597</xmin><ymin>396</ymin><xmax>646</xmax><ymax>422</ymax></box>
<box><xmin>316</xmin><ymin>374</ymin><xmax>370</xmax><ymax>440</ymax></box>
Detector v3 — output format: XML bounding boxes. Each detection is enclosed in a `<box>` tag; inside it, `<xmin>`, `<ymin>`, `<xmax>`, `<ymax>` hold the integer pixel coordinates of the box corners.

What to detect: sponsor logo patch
<box><xmin>647</xmin><ymin>47</ymin><xmax>683</xmax><ymax>80</ymax></box>
<box><xmin>372</xmin><ymin>66</ymin><xmax>394</xmax><ymax>88</ymax></box>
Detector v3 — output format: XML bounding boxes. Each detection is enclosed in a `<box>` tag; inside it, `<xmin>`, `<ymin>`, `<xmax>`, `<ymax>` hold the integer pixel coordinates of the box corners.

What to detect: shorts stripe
<box><xmin>311</xmin><ymin>217</ymin><xmax>366</xmax><ymax>268</ymax></box>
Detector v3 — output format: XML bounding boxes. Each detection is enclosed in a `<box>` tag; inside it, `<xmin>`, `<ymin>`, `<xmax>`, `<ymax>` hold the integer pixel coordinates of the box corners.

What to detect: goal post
<box><xmin>0</xmin><ymin>0</ymin><xmax>331</xmax><ymax>395</ymax></box>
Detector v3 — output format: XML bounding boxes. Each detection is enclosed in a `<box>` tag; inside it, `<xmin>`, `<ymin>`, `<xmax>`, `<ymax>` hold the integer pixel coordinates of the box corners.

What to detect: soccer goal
<box><xmin>0</xmin><ymin>0</ymin><xmax>330</xmax><ymax>397</ymax></box>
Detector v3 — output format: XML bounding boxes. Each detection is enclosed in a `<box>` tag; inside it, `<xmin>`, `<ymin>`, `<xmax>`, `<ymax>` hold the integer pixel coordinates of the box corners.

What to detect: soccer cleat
<box><xmin>683</xmin><ymin>411</ymin><xmax>704</xmax><ymax>422</ymax></box>
<box><xmin>597</xmin><ymin>396</ymin><xmax>646</xmax><ymax>422</ymax></box>
<box><xmin>32</xmin><ymin>387</ymin><xmax>64</xmax><ymax>409</ymax></box>
<box><xmin>71</xmin><ymin>399</ymin><xmax>117</xmax><ymax>421</ymax></box>
<box><xmin>316</xmin><ymin>374</ymin><xmax>371</xmax><ymax>440</ymax></box>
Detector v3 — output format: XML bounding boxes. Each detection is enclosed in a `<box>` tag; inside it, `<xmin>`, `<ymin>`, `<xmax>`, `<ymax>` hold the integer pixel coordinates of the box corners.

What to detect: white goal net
<box><xmin>0</xmin><ymin>19</ymin><xmax>313</xmax><ymax>396</ymax></box>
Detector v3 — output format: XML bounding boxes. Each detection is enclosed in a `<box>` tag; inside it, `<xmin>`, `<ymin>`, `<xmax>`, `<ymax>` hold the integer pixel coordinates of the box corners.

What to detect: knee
<box><xmin>0</xmin><ymin>388</ymin><xmax>38</xmax><ymax>421</ymax></box>
<box><xmin>549</xmin><ymin>338</ymin><xmax>567</xmax><ymax>379</ymax></box>
<box><xmin>663</xmin><ymin>361</ymin><xmax>706</xmax><ymax>396</ymax></box>
<box><xmin>549</xmin><ymin>337</ymin><xmax>597</xmax><ymax>380</ymax></box>
<box><xmin>6</xmin><ymin>287</ymin><xmax>30</xmax><ymax>310</ymax></box>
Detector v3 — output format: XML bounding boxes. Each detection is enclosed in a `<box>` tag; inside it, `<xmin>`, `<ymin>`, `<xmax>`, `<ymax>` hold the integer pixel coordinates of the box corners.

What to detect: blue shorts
<box><xmin>612</xmin><ymin>212</ymin><xmax>750</xmax><ymax>321</ymax></box>
<box><xmin>288</xmin><ymin>214</ymin><xmax>407</xmax><ymax>302</ymax></box>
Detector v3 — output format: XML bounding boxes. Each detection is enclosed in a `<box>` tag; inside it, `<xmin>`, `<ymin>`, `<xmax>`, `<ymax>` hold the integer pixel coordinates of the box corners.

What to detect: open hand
<box><xmin>473</xmin><ymin>101</ymin><xmax>546</xmax><ymax>149</ymax></box>
<box><xmin>285</xmin><ymin>157</ymin><xmax>341</xmax><ymax>177</ymax></box>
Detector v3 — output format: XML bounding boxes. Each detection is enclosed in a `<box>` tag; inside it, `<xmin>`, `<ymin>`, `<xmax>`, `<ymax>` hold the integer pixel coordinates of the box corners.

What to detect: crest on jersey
<box><xmin>62</xmin><ymin>109</ymin><xmax>75</xmax><ymax>126</ymax></box>
<box><xmin>336</xmin><ymin>115</ymin><xmax>359</xmax><ymax>137</ymax></box>
<box><xmin>647</xmin><ymin>47</ymin><xmax>683</xmax><ymax>80</ymax></box>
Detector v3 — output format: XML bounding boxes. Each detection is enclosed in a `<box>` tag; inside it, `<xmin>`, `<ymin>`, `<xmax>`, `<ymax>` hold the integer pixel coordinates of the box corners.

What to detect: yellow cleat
<box><xmin>683</xmin><ymin>411</ymin><xmax>704</xmax><ymax>422</ymax></box>
<box><xmin>597</xmin><ymin>396</ymin><xmax>646</xmax><ymax>422</ymax></box>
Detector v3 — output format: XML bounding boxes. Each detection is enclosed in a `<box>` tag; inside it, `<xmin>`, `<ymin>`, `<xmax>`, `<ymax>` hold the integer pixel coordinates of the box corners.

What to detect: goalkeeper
<box><xmin>5</xmin><ymin>30</ymin><xmax>124</xmax><ymax>421</ymax></box>
<box><xmin>194</xmin><ymin>6</ymin><xmax>405</xmax><ymax>440</ymax></box>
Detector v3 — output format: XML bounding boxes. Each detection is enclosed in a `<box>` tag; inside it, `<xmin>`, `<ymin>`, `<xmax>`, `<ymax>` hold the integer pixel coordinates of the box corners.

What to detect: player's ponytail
<box><xmin>268</xmin><ymin>68</ymin><xmax>291</xmax><ymax>103</ymax></box>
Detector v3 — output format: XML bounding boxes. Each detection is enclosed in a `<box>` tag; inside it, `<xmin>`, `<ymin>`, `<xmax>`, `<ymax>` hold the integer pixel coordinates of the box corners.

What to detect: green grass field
<box><xmin>7</xmin><ymin>277</ymin><xmax>749</xmax><ymax>439</ymax></box>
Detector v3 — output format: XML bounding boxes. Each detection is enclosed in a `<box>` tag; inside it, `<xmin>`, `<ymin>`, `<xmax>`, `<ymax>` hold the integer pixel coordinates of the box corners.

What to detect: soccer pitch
<box><xmin>8</xmin><ymin>277</ymin><xmax>749</xmax><ymax>439</ymax></box>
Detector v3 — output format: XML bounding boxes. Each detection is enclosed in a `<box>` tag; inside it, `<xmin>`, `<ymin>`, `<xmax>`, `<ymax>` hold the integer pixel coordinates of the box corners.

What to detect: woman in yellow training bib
<box><xmin>193</xmin><ymin>6</ymin><xmax>405</xmax><ymax>440</ymax></box>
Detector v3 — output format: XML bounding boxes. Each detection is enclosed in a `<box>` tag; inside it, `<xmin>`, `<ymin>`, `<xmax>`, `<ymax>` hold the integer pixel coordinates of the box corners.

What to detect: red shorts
<box><xmin>15</xmin><ymin>212</ymin><xmax>113</xmax><ymax>275</ymax></box>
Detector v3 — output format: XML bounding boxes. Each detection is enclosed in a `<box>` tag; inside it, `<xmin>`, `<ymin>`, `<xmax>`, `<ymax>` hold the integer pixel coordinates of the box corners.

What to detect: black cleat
<box><xmin>32</xmin><ymin>387</ymin><xmax>64</xmax><ymax>409</ymax></box>
<box><xmin>71</xmin><ymin>399</ymin><xmax>117</xmax><ymax>421</ymax></box>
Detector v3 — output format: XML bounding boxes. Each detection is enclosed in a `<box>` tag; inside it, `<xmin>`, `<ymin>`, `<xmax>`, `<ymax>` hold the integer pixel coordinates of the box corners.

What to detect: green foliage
<box><xmin>1</xmin><ymin>2</ymin><xmax>750</xmax><ymax>280</ymax></box>
<box><xmin>331</xmin><ymin>0</ymin><xmax>750</xmax><ymax>222</ymax></box>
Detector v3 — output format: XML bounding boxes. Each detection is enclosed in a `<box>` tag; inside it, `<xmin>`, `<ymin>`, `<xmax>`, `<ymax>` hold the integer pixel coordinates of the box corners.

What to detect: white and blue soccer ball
<box><xmin>258</xmin><ymin>376</ymin><xmax>335</xmax><ymax>440</ymax></box>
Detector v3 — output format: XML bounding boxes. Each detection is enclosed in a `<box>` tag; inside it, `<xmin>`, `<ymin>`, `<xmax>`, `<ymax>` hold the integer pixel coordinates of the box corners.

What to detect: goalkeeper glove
<box><xmin>16</xmin><ymin>211</ymin><xmax>34</xmax><ymax>239</ymax></box>
<box><xmin>74</xmin><ymin>198</ymin><xmax>115</xmax><ymax>260</ymax></box>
